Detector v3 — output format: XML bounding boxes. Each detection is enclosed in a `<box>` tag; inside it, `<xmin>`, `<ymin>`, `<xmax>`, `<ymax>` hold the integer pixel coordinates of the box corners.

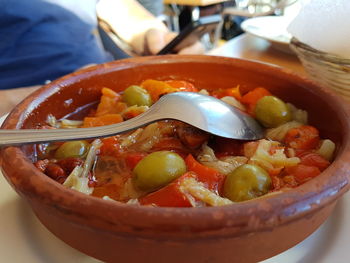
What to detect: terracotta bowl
<box><xmin>1</xmin><ymin>55</ymin><xmax>350</xmax><ymax>263</ymax></box>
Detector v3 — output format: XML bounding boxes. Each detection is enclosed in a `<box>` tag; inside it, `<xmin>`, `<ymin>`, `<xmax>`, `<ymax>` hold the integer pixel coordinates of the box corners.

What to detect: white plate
<box><xmin>1</xmin><ymin>114</ymin><xmax>350</xmax><ymax>263</ymax></box>
<box><xmin>241</xmin><ymin>16</ymin><xmax>293</xmax><ymax>54</ymax></box>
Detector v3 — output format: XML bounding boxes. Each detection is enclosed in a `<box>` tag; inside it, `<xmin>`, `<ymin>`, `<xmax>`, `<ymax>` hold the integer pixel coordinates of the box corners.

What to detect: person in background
<box><xmin>136</xmin><ymin>0</ymin><xmax>165</xmax><ymax>17</ymax></box>
<box><xmin>0</xmin><ymin>0</ymin><xmax>204</xmax><ymax>90</ymax></box>
<box><xmin>97</xmin><ymin>0</ymin><xmax>204</xmax><ymax>56</ymax></box>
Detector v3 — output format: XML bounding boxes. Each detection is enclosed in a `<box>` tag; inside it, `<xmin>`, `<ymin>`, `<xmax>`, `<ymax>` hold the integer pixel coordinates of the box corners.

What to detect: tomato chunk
<box><xmin>285</xmin><ymin>164</ymin><xmax>321</xmax><ymax>184</ymax></box>
<box><xmin>284</xmin><ymin>125</ymin><xmax>320</xmax><ymax>150</ymax></box>
<box><xmin>100</xmin><ymin>137</ymin><xmax>122</xmax><ymax>157</ymax></box>
<box><xmin>165</xmin><ymin>80</ymin><xmax>198</xmax><ymax>92</ymax></box>
<box><xmin>297</xmin><ymin>151</ymin><xmax>330</xmax><ymax>171</ymax></box>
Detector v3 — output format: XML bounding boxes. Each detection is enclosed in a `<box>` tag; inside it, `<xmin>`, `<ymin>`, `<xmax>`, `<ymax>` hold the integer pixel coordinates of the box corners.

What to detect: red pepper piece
<box><xmin>125</xmin><ymin>152</ymin><xmax>148</xmax><ymax>170</ymax></box>
<box><xmin>139</xmin><ymin>172</ymin><xmax>195</xmax><ymax>207</ymax></box>
<box><xmin>185</xmin><ymin>154</ymin><xmax>224</xmax><ymax>193</ymax></box>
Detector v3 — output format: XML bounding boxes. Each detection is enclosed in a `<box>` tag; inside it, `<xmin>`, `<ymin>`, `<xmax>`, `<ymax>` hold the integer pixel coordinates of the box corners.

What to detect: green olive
<box><xmin>223</xmin><ymin>164</ymin><xmax>271</xmax><ymax>202</ymax></box>
<box><xmin>122</xmin><ymin>85</ymin><xmax>152</xmax><ymax>106</ymax></box>
<box><xmin>133</xmin><ymin>151</ymin><xmax>186</xmax><ymax>191</ymax></box>
<box><xmin>54</xmin><ymin>140</ymin><xmax>90</xmax><ymax>159</ymax></box>
<box><xmin>255</xmin><ymin>96</ymin><xmax>292</xmax><ymax>128</ymax></box>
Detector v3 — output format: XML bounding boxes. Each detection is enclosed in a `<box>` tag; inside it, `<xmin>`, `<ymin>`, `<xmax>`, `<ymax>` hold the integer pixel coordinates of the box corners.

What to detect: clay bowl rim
<box><xmin>2</xmin><ymin>55</ymin><xmax>350</xmax><ymax>236</ymax></box>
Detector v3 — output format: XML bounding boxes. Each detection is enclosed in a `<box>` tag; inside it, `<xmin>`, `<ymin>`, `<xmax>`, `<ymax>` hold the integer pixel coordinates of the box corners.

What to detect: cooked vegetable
<box><xmin>197</xmin><ymin>144</ymin><xmax>247</xmax><ymax>175</ymax></box>
<box><xmin>63</xmin><ymin>140</ymin><xmax>102</xmax><ymax>195</ymax></box>
<box><xmin>185</xmin><ymin>154</ymin><xmax>224</xmax><ymax>192</ymax></box>
<box><xmin>122</xmin><ymin>105</ymin><xmax>149</xmax><ymax>119</ymax></box>
<box><xmin>83</xmin><ymin>114</ymin><xmax>123</xmax><ymax>127</ymax></box>
<box><xmin>81</xmin><ymin>139</ymin><xmax>102</xmax><ymax>179</ymax></box>
<box><xmin>211</xmin><ymin>86</ymin><xmax>242</xmax><ymax>100</ymax></box>
<box><xmin>122</xmin><ymin>85</ymin><xmax>152</xmax><ymax>106</ymax></box>
<box><xmin>57</xmin><ymin>157</ymin><xmax>84</xmax><ymax>175</ymax></box>
<box><xmin>95</xmin><ymin>88</ymin><xmax>125</xmax><ymax>117</ymax></box>
<box><xmin>165</xmin><ymin>80</ymin><xmax>198</xmax><ymax>92</ymax></box>
<box><xmin>298</xmin><ymin>151</ymin><xmax>330</xmax><ymax>171</ymax></box>
<box><xmin>180</xmin><ymin>177</ymin><xmax>233</xmax><ymax>206</ymax></box>
<box><xmin>255</xmin><ymin>96</ymin><xmax>292</xmax><ymax>128</ymax></box>
<box><xmin>241</xmin><ymin>87</ymin><xmax>271</xmax><ymax>114</ymax></box>
<box><xmin>220</xmin><ymin>96</ymin><xmax>246</xmax><ymax>111</ymax></box>
<box><xmin>35</xmin><ymin>79</ymin><xmax>335</xmax><ymax>207</ymax></box>
<box><xmin>284</xmin><ymin>164</ymin><xmax>320</xmax><ymax>184</ymax></box>
<box><xmin>100</xmin><ymin>136</ymin><xmax>121</xmax><ymax>157</ymax></box>
<box><xmin>250</xmin><ymin>139</ymin><xmax>300</xmax><ymax>169</ymax></box>
<box><xmin>63</xmin><ymin>166</ymin><xmax>92</xmax><ymax>195</ymax></box>
<box><xmin>141</xmin><ymin>79</ymin><xmax>176</xmax><ymax>102</ymax></box>
<box><xmin>265</xmin><ymin>121</ymin><xmax>303</xmax><ymax>142</ymax></box>
<box><xmin>176</xmin><ymin>122</ymin><xmax>209</xmax><ymax>149</ymax></box>
<box><xmin>286</xmin><ymin>103</ymin><xmax>308</xmax><ymax>124</ymax></box>
<box><xmin>223</xmin><ymin>164</ymin><xmax>271</xmax><ymax>202</ymax></box>
<box><xmin>45</xmin><ymin>163</ymin><xmax>66</xmax><ymax>183</ymax></box>
<box><xmin>125</xmin><ymin>152</ymin><xmax>147</xmax><ymax>170</ymax></box>
<box><xmin>54</xmin><ymin>140</ymin><xmax>90</xmax><ymax>159</ymax></box>
<box><xmin>61</xmin><ymin>119</ymin><xmax>84</xmax><ymax>129</ymax></box>
<box><xmin>284</xmin><ymin>125</ymin><xmax>320</xmax><ymax>150</ymax></box>
<box><xmin>210</xmin><ymin>137</ymin><xmax>243</xmax><ymax>157</ymax></box>
<box><xmin>317</xmin><ymin>139</ymin><xmax>336</xmax><ymax>161</ymax></box>
<box><xmin>122</xmin><ymin>123</ymin><xmax>163</xmax><ymax>151</ymax></box>
<box><xmin>133</xmin><ymin>151</ymin><xmax>186</xmax><ymax>191</ymax></box>
<box><xmin>139</xmin><ymin>172</ymin><xmax>194</xmax><ymax>207</ymax></box>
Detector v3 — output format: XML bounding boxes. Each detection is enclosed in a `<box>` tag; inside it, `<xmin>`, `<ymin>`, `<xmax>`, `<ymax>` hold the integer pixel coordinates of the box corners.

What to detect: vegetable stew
<box><xmin>33</xmin><ymin>79</ymin><xmax>335</xmax><ymax>207</ymax></box>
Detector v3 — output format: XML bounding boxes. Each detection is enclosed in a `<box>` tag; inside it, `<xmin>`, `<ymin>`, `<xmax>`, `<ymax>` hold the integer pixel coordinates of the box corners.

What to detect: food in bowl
<box><xmin>2</xmin><ymin>56</ymin><xmax>349</xmax><ymax>263</ymax></box>
<box><xmin>33</xmin><ymin>78</ymin><xmax>335</xmax><ymax>207</ymax></box>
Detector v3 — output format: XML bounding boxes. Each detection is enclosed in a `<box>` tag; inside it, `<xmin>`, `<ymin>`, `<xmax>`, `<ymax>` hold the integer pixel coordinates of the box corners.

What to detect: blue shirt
<box><xmin>0</xmin><ymin>0</ymin><xmax>114</xmax><ymax>89</ymax></box>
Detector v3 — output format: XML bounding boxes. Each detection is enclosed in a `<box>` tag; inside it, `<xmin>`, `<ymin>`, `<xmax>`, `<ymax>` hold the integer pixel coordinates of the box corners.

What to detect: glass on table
<box><xmin>231</xmin><ymin>0</ymin><xmax>298</xmax><ymax>17</ymax></box>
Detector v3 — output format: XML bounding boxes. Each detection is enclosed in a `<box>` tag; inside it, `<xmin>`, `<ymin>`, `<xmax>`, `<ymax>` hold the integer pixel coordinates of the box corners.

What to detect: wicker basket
<box><xmin>290</xmin><ymin>38</ymin><xmax>350</xmax><ymax>101</ymax></box>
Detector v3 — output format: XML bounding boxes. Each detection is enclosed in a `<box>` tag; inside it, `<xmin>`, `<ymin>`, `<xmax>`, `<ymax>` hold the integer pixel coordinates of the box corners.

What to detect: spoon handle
<box><xmin>0</xmin><ymin>111</ymin><xmax>160</xmax><ymax>147</ymax></box>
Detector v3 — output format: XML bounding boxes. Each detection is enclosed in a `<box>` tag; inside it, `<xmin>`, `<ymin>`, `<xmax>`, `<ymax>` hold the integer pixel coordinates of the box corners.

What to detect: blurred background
<box><xmin>98</xmin><ymin>0</ymin><xmax>305</xmax><ymax>57</ymax></box>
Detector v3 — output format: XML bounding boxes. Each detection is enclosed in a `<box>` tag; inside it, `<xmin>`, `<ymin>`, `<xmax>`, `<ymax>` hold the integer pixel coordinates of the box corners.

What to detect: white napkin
<box><xmin>288</xmin><ymin>0</ymin><xmax>350</xmax><ymax>59</ymax></box>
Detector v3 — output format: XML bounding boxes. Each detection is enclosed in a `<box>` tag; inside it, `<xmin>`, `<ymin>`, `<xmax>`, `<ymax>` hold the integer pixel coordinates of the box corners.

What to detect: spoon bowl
<box><xmin>0</xmin><ymin>92</ymin><xmax>263</xmax><ymax>146</ymax></box>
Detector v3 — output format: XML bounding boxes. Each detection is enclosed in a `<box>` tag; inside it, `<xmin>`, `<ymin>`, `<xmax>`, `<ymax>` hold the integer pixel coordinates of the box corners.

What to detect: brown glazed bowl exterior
<box><xmin>1</xmin><ymin>55</ymin><xmax>350</xmax><ymax>263</ymax></box>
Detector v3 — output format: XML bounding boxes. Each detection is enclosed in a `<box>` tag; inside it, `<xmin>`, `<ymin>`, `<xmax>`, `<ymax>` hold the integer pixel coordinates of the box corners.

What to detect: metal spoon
<box><xmin>0</xmin><ymin>92</ymin><xmax>264</xmax><ymax>146</ymax></box>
